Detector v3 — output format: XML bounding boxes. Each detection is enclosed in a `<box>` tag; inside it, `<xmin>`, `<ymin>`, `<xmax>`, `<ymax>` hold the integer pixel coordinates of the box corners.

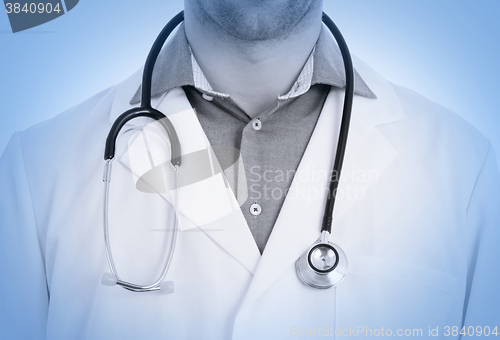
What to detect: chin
<box><xmin>195</xmin><ymin>0</ymin><xmax>320</xmax><ymax>41</ymax></box>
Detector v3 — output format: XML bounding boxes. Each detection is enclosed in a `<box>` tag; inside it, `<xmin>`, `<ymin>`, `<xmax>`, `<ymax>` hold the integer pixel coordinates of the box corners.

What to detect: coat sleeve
<box><xmin>462</xmin><ymin>141</ymin><xmax>500</xmax><ymax>335</ymax></box>
<box><xmin>0</xmin><ymin>132</ymin><xmax>49</xmax><ymax>339</ymax></box>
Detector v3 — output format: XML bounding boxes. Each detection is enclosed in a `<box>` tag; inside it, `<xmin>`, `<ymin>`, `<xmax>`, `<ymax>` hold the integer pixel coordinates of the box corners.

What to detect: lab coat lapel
<box><xmin>238</xmin><ymin>57</ymin><xmax>404</xmax><ymax>311</ymax></box>
<box><xmin>108</xmin><ymin>72</ymin><xmax>260</xmax><ymax>275</ymax></box>
<box><xmin>163</xmin><ymin>94</ymin><xmax>260</xmax><ymax>274</ymax></box>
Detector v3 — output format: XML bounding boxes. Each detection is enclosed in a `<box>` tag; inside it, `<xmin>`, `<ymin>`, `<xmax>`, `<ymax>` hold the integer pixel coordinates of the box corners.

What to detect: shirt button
<box><xmin>252</xmin><ymin>118</ymin><xmax>262</xmax><ymax>131</ymax></box>
<box><xmin>250</xmin><ymin>202</ymin><xmax>262</xmax><ymax>216</ymax></box>
<box><xmin>202</xmin><ymin>93</ymin><xmax>214</xmax><ymax>101</ymax></box>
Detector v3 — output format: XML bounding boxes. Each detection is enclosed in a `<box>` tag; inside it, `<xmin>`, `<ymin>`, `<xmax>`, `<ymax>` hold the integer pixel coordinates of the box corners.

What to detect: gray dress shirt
<box><xmin>131</xmin><ymin>24</ymin><xmax>375</xmax><ymax>253</ymax></box>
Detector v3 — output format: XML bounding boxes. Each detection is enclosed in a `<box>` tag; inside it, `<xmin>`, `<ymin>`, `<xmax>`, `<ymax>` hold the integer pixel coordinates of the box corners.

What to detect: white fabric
<box><xmin>1</xmin><ymin>56</ymin><xmax>499</xmax><ymax>340</ymax></box>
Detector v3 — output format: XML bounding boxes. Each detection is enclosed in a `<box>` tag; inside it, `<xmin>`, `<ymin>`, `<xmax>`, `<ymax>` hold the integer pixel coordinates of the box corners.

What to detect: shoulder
<box><xmin>17</xmin><ymin>86</ymin><xmax>116</xmax><ymax>153</ymax></box>
<box><xmin>353</xmin><ymin>54</ymin><xmax>493</xmax><ymax>194</ymax></box>
<box><xmin>389</xmin><ymin>82</ymin><xmax>490</xmax><ymax>167</ymax></box>
<box><xmin>1</xmin><ymin>84</ymin><xmax>118</xmax><ymax>200</ymax></box>
<box><xmin>16</xmin><ymin>68</ymin><xmax>144</xmax><ymax>154</ymax></box>
<box><xmin>354</xmin><ymin>54</ymin><xmax>490</xmax><ymax>169</ymax></box>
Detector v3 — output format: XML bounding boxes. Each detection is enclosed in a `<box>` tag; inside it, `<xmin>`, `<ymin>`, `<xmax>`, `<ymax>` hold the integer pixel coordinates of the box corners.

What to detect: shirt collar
<box><xmin>190</xmin><ymin>47</ymin><xmax>229</xmax><ymax>99</ymax></box>
<box><xmin>130</xmin><ymin>24</ymin><xmax>376</xmax><ymax>104</ymax></box>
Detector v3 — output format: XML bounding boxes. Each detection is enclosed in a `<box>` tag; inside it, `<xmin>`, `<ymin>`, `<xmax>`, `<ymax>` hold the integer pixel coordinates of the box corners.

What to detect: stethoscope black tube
<box><xmin>103</xmin><ymin>107</ymin><xmax>182</xmax><ymax>166</ymax></box>
<box><xmin>103</xmin><ymin>11</ymin><xmax>184</xmax><ymax>165</ymax></box>
<box><xmin>141</xmin><ymin>11</ymin><xmax>185</xmax><ymax>109</ymax></box>
<box><xmin>320</xmin><ymin>13</ymin><xmax>355</xmax><ymax>234</ymax></box>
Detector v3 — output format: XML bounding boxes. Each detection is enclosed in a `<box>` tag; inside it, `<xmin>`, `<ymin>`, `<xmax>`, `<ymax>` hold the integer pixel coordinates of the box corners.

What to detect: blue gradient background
<box><xmin>0</xmin><ymin>0</ymin><xmax>499</xmax><ymax>160</ymax></box>
<box><xmin>0</xmin><ymin>1</ymin><xmax>499</xmax><ymax>336</ymax></box>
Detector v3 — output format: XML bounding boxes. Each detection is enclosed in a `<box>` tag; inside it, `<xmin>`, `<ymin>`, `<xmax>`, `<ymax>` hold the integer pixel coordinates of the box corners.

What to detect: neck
<box><xmin>184</xmin><ymin>5</ymin><xmax>322</xmax><ymax>118</ymax></box>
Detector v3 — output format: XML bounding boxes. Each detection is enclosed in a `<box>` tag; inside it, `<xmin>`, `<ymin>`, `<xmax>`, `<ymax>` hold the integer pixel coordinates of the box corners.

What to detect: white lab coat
<box><xmin>1</xmin><ymin>56</ymin><xmax>499</xmax><ymax>340</ymax></box>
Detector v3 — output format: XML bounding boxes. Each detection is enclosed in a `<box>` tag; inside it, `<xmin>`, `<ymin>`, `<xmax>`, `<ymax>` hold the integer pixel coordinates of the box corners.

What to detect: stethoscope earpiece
<box><xmin>296</xmin><ymin>231</ymin><xmax>348</xmax><ymax>289</ymax></box>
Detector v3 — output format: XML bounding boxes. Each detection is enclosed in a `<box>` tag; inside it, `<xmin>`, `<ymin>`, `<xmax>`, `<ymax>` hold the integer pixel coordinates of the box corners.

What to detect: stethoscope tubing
<box><xmin>320</xmin><ymin>13</ymin><xmax>355</xmax><ymax>234</ymax></box>
<box><xmin>103</xmin><ymin>159</ymin><xmax>180</xmax><ymax>292</ymax></box>
<box><xmin>102</xmin><ymin>10</ymin><xmax>355</xmax><ymax>292</ymax></box>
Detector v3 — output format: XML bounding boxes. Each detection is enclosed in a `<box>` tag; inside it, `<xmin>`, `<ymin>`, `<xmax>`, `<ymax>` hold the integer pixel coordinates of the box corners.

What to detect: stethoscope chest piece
<box><xmin>293</xmin><ymin>12</ymin><xmax>353</xmax><ymax>290</ymax></box>
<box><xmin>296</xmin><ymin>232</ymin><xmax>348</xmax><ymax>289</ymax></box>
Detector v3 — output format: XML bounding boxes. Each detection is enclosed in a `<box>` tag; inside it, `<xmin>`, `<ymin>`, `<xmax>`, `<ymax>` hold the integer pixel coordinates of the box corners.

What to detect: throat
<box><xmin>208</xmin><ymin>65</ymin><xmax>297</xmax><ymax>118</ymax></box>
<box><xmin>184</xmin><ymin>5</ymin><xmax>322</xmax><ymax>119</ymax></box>
<box><xmin>193</xmin><ymin>42</ymin><xmax>318</xmax><ymax>119</ymax></box>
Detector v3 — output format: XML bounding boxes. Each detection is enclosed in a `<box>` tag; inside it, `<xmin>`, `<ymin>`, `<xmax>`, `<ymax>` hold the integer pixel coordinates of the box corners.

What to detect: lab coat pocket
<box><xmin>336</xmin><ymin>256</ymin><xmax>462</xmax><ymax>337</ymax></box>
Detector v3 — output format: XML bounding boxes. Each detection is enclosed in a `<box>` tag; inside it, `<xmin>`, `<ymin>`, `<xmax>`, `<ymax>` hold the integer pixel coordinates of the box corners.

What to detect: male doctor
<box><xmin>1</xmin><ymin>0</ymin><xmax>499</xmax><ymax>339</ymax></box>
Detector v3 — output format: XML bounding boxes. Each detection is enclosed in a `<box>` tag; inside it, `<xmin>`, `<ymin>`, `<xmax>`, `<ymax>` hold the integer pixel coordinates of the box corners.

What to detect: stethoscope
<box><xmin>101</xmin><ymin>10</ymin><xmax>353</xmax><ymax>292</ymax></box>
